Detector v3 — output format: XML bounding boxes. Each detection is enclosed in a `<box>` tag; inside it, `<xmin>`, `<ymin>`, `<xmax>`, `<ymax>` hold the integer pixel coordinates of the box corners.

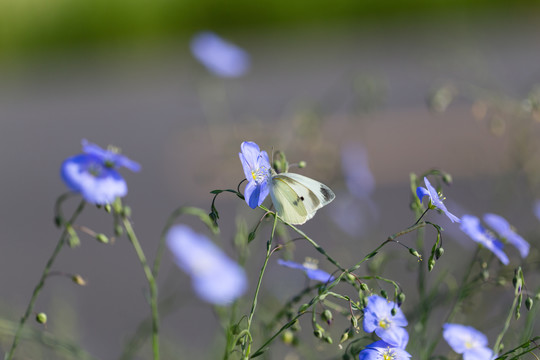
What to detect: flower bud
<box><xmin>442</xmin><ymin>173</ymin><xmax>453</xmax><ymax>185</ymax></box>
<box><xmin>525</xmin><ymin>297</ymin><xmax>533</xmax><ymax>311</ymax></box>
<box><xmin>96</xmin><ymin>233</ymin><xmax>109</xmax><ymax>244</ymax></box>
<box><xmin>298</xmin><ymin>303</ymin><xmax>310</xmax><ymax>314</ymax></box>
<box><xmin>323</xmin><ymin>335</ymin><xmax>333</xmax><ymax>344</ymax></box>
<box><xmin>409</xmin><ymin>248</ymin><xmax>422</xmax><ymax>259</ymax></box>
<box><xmin>36</xmin><ymin>312</ymin><xmax>47</xmax><ymax>324</ymax></box>
<box><xmin>428</xmin><ymin>259</ymin><xmax>435</xmax><ymax>272</ymax></box>
<box><xmin>104</xmin><ymin>204</ymin><xmax>112</xmax><ymax>213</ymax></box>
<box><xmin>313</xmin><ymin>329</ymin><xmax>324</xmax><ymax>339</ymax></box>
<box><xmin>71</xmin><ymin>274</ymin><xmax>87</xmax><ymax>286</ymax></box>
<box><xmin>321</xmin><ymin>309</ymin><xmax>333</xmax><ymax>325</ymax></box>
<box><xmin>380</xmin><ymin>290</ymin><xmax>388</xmax><ymax>299</ymax></box>
<box><xmin>391</xmin><ymin>307</ymin><xmax>397</xmax><ymax>316</ymax></box>
<box><xmin>397</xmin><ymin>293</ymin><xmax>406</xmax><ymax>307</ymax></box>
<box><xmin>298</xmin><ymin>161</ymin><xmax>307</xmax><ymax>168</ymax></box>
<box><xmin>435</xmin><ymin>247</ymin><xmax>444</xmax><ymax>259</ymax></box>
<box><xmin>115</xmin><ymin>225</ymin><xmax>123</xmax><ymax>236</ymax></box>
<box><xmin>122</xmin><ymin>206</ymin><xmax>132</xmax><ymax>218</ymax></box>
<box><xmin>282</xmin><ymin>330</ymin><xmax>295</xmax><ymax>345</ymax></box>
<box><xmin>360</xmin><ymin>283</ymin><xmax>369</xmax><ymax>292</ymax></box>
<box><xmin>339</xmin><ymin>331</ymin><xmax>349</xmax><ymax>344</ymax></box>
<box><xmin>54</xmin><ymin>216</ymin><xmax>63</xmax><ymax>228</ymax></box>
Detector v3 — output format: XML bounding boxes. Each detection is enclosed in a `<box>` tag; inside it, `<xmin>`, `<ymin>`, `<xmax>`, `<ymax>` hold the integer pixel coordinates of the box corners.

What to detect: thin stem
<box><xmin>122</xmin><ymin>217</ymin><xmax>160</xmax><ymax>360</ymax></box>
<box><xmin>493</xmin><ymin>292</ymin><xmax>520</xmax><ymax>356</ymax></box>
<box><xmin>242</xmin><ymin>214</ymin><xmax>278</xmax><ymax>359</ymax></box>
<box><xmin>5</xmin><ymin>199</ymin><xmax>86</xmax><ymax>360</ymax></box>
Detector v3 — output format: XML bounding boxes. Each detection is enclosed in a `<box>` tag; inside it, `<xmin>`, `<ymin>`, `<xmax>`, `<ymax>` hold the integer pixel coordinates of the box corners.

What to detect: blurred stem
<box><xmin>493</xmin><ymin>290</ymin><xmax>520</xmax><ymax>356</ymax></box>
<box><xmin>122</xmin><ymin>217</ymin><xmax>160</xmax><ymax>360</ymax></box>
<box><xmin>153</xmin><ymin>206</ymin><xmax>217</xmax><ymax>279</ymax></box>
<box><xmin>242</xmin><ymin>214</ymin><xmax>278</xmax><ymax>359</ymax></box>
<box><xmin>5</xmin><ymin>199</ymin><xmax>86</xmax><ymax>360</ymax></box>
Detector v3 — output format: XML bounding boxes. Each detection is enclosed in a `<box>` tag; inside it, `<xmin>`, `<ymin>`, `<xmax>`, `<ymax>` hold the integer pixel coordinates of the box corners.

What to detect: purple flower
<box><xmin>363</xmin><ymin>295</ymin><xmax>409</xmax><ymax>348</ymax></box>
<box><xmin>443</xmin><ymin>323</ymin><xmax>493</xmax><ymax>360</ymax></box>
<box><xmin>358</xmin><ymin>341</ymin><xmax>411</xmax><ymax>360</ymax></box>
<box><xmin>483</xmin><ymin>213</ymin><xmax>529</xmax><ymax>258</ymax></box>
<box><xmin>61</xmin><ymin>139</ymin><xmax>140</xmax><ymax>204</ymax></box>
<box><xmin>534</xmin><ymin>200</ymin><xmax>540</xmax><ymax>221</ymax></box>
<box><xmin>277</xmin><ymin>259</ymin><xmax>335</xmax><ymax>283</ymax></box>
<box><xmin>239</xmin><ymin>141</ymin><xmax>271</xmax><ymax>209</ymax></box>
<box><xmin>190</xmin><ymin>31</ymin><xmax>250</xmax><ymax>78</ymax></box>
<box><xmin>166</xmin><ymin>225</ymin><xmax>247</xmax><ymax>305</ymax></box>
<box><xmin>416</xmin><ymin>177</ymin><xmax>460</xmax><ymax>223</ymax></box>
<box><xmin>460</xmin><ymin>215</ymin><xmax>509</xmax><ymax>265</ymax></box>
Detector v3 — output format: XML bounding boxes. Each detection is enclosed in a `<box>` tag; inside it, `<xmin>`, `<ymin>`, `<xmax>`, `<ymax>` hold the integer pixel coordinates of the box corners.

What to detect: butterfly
<box><xmin>269</xmin><ymin>172</ymin><xmax>335</xmax><ymax>225</ymax></box>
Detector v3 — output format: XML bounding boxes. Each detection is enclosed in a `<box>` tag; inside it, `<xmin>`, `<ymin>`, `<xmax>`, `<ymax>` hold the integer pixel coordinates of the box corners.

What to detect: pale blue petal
<box><xmin>460</xmin><ymin>215</ymin><xmax>509</xmax><ymax>265</ymax></box>
<box><xmin>81</xmin><ymin>139</ymin><xmax>141</xmax><ymax>172</ymax></box>
<box><xmin>341</xmin><ymin>143</ymin><xmax>375</xmax><ymax>199</ymax></box>
<box><xmin>416</xmin><ymin>186</ymin><xmax>429</xmax><ymax>200</ymax></box>
<box><xmin>375</xmin><ymin>326</ymin><xmax>409</xmax><ymax>348</ymax></box>
<box><xmin>244</xmin><ymin>181</ymin><xmax>269</xmax><ymax>209</ymax></box>
<box><xmin>359</xmin><ymin>341</ymin><xmax>411</xmax><ymax>360</ymax></box>
<box><xmin>191</xmin><ymin>31</ymin><xmax>250</xmax><ymax>78</ymax></box>
<box><xmin>277</xmin><ymin>259</ymin><xmax>335</xmax><ymax>283</ymax></box>
<box><xmin>422</xmin><ymin>177</ymin><xmax>460</xmax><ymax>223</ymax></box>
<box><xmin>463</xmin><ymin>347</ymin><xmax>494</xmax><ymax>360</ymax></box>
<box><xmin>484</xmin><ymin>213</ymin><xmax>529</xmax><ymax>258</ymax></box>
<box><xmin>166</xmin><ymin>225</ymin><xmax>248</xmax><ymax>305</ymax></box>
<box><xmin>443</xmin><ymin>323</ymin><xmax>489</xmax><ymax>354</ymax></box>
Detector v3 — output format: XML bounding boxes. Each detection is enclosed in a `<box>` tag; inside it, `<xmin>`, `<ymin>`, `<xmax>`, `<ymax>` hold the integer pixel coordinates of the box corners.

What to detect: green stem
<box><xmin>242</xmin><ymin>214</ymin><xmax>278</xmax><ymax>359</ymax></box>
<box><xmin>122</xmin><ymin>217</ymin><xmax>160</xmax><ymax>360</ymax></box>
<box><xmin>493</xmin><ymin>292</ymin><xmax>520</xmax><ymax>356</ymax></box>
<box><xmin>152</xmin><ymin>206</ymin><xmax>216</xmax><ymax>278</ymax></box>
<box><xmin>5</xmin><ymin>199</ymin><xmax>86</xmax><ymax>360</ymax></box>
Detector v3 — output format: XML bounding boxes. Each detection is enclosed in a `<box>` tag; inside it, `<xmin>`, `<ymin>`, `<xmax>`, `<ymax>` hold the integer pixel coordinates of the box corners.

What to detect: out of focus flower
<box><xmin>443</xmin><ymin>323</ymin><xmax>493</xmax><ymax>360</ymax></box>
<box><xmin>61</xmin><ymin>139</ymin><xmax>140</xmax><ymax>205</ymax></box>
<box><xmin>239</xmin><ymin>141</ymin><xmax>271</xmax><ymax>208</ymax></box>
<box><xmin>277</xmin><ymin>258</ymin><xmax>335</xmax><ymax>283</ymax></box>
<box><xmin>533</xmin><ymin>200</ymin><xmax>540</xmax><ymax>221</ymax></box>
<box><xmin>417</xmin><ymin>177</ymin><xmax>460</xmax><ymax>223</ymax></box>
<box><xmin>190</xmin><ymin>31</ymin><xmax>250</xmax><ymax>78</ymax></box>
<box><xmin>363</xmin><ymin>295</ymin><xmax>409</xmax><ymax>348</ymax></box>
<box><xmin>460</xmin><ymin>215</ymin><xmax>509</xmax><ymax>265</ymax></box>
<box><xmin>341</xmin><ymin>143</ymin><xmax>375</xmax><ymax>199</ymax></box>
<box><xmin>483</xmin><ymin>213</ymin><xmax>529</xmax><ymax>258</ymax></box>
<box><xmin>166</xmin><ymin>225</ymin><xmax>247</xmax><ymax>305</ymax></box>
<box><xmin>358</xmin><ymin>340</ymin><xmax>411</xmax><ymax>360</ymax></box>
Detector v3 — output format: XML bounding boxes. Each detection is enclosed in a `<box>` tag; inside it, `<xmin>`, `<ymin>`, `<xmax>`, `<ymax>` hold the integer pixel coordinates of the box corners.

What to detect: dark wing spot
<box><xmin>292</xmin><ymin>196</ymin><xmax>304</xmax><ymax>206</ymax></box>
<box><xmin>320</xmin><ymin>186</ymin><xmax>333</xmax><ymax>202</ymax></box>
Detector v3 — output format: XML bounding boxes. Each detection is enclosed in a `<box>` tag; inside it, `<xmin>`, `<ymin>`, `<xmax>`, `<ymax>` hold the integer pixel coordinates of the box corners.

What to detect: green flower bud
<box><xmin>321</xmin><ymin>309</ymin><xmax>333</xmax><ymax>325</ymax></box>
<box><xmin>298</xmin><ymin>303</ymin><xmax>310</xmax><ymax>314</ymax></box>
<box><xmin>104</xmin><ymin>204</ymin><xmax>112</xmax><ymax>213</ymax></box>
<box><xmin>435</xmin><ymin>247</ymin><xmax>444</xmax><ymax>259</ymax></box>
<box><xmin>36</xmin><ymin>312</ymin><xmax>47</xmax><ymax>324</ymax></box>
<box><xmin>339</xmin><ymin>331</ymin><xmax>349</xmax><ymax>344</ymax></box>
<box><xmin>115</xmin><ymin>225</ymin><xmax>123</xmax><ymax>236</ymax></box>
<box><xmin>323</xmin><ymin>335</ymin><xmax>333</xmax><ymax>344</ymax></box>
<box><xmin>391</xmin><ymin>307</ymin><xmax>397</xmax><ymax>316</ymax></box>
<box><xmin>360</xmin><ymin>283</ymin><xmax>369</xmax><ymax>292</ymax></box>
<box><xmin>54</xmin><ymin>216</ymin><xmax>63</xmax><ymax>228</ymax></box>
<box><xmin>298</xmin><ymin>161</ymin><xmax>307</xmax><ymax>168</ymax></box>
<box><xmin>313</xmin><ymin>329</ymin><xmax>324</xmax><ymax>339</ymax></box>
<box><xmin>428</xmin><ymin>259</ymin><xmax>435</xmax><ymax>272</ymax></box>
<box><xmin>96</xmin><ymin>233</ymin><xmax>109</xmax><ymax>244</ymax></box>
<box><xmin>380</xmin><ymin>290</ymin><xmax>388</xmax><ymax>299</ymax></box>
<box><xmin>122</xmin><ymin>206</ymin><xmax>132</xmax><ymax>218</ymax></box>
<box><xmin>72</xmin><ymin>274</ymin><xmax>87</xmax><ymax>286</ymax></box>
<box><xmin>409</xmin><ymin>248</ymin><xmax>421</xmax><ymax>259</ymax></box>
<box><xmin>442</xmin><ymin>173</ymin><xmax>453</xmax><ymax>185</ymax></box>
<box><xmin>282</xmin><ymin>330</ymin><xmax>295</xmax><ymax>345</ymax></box>
<box><xmin>525</xmin><ymin>297</ymin><xmax>533</xmax><ymax>311</ymax></box>
<box><xmin>397</xmin><ymin>293</ymin><xmax>406</xmax><ymax>306</ymax></box>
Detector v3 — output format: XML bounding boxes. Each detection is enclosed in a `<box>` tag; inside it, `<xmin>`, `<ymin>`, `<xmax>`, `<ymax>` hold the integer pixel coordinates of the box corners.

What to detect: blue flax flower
<box><xmin>239</xmin><ymin>141</ymin><xmax>271</xmax><ymax>209</ymax></box>
<box><xmin>341</xmin><ymin>143</ymin><xmax>375</xmax><ymax>199</ymax></box>
<box><xmin>61</xmin><ymin>139</ymin><xmax>140</xmax><ymax>205</ymax></box>
<box><xmin>359</xmin><ymin>341</ymin><xmax>411</xmax><ymax>360</ymax></box>
<box><xmin>363</xmin><ymin>295</ymin><xmax>409</xmax><ymax>348</ymax></box>
<box><xmin>483</xmin><ymin>213</ymin><xmax>529</xmax><ymax>258</ymax></box>
<box><xmin>460</xmin><ymin>215</ymin><xmax>509</xmax><ymax>265</ymax></box>
<box><xmin>166</xmin><ymin>225</ymin><xmax>247</xmax><ymax>306</ymax></box>
<box><xmin>277</xmin><ymin>258</ymin><xmax>335</xmax><ymax>283</ymax></box>
<box><xmin>417</xmin><ymin>177</ymin><xmax>460</xmax><ymax>223</ymax></box>
<box><xmin>190</xmin><ymin>31</ymin><xmax>250</xmax><ymax>78</ymax></box>
<box><xmin>443</xmin><ymin>323</ymin><xmax>493</xmax><ymax>360</ymax></box>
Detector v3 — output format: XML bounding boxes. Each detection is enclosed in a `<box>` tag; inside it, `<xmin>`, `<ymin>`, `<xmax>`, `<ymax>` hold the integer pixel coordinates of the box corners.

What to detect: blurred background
<box><xmin>1</xmin><ymin>0</ymin><xmax>540</xmax><ymax>358</ymax></box>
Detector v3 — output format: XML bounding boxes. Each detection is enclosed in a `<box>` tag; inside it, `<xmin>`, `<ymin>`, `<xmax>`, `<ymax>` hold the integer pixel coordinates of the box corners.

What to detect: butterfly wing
<box><xmin>270</xmin><ymin>175</ymin><xmax>309</xmax><ymax>225</ymax></box>
<box><xmin>270</xmin><ymin>173</ymin><xmax>335</xmax><ymax>225</ymax></box>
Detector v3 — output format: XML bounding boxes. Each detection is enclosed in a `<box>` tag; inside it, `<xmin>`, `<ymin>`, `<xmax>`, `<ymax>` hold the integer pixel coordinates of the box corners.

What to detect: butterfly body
<box><xmin>269</xmin><ymin>172</ymin><xmax>335</xmax><ymax>225</ymax></box>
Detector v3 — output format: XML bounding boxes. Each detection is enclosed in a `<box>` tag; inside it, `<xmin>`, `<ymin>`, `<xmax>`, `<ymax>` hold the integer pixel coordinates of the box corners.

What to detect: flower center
<box><xmin>378</xmin><ymin>317</ymin><xmax>391</xmax><ymax>329</ymax></box>
<box><xmin>382</xmin><ymin>348</ymin><xmax>396</xmax><ymax>360</ymax></box>
<box><xmin>250</xmin><ymin>165</ymin><xmax>269</xmax><ymax>184</ymax></box>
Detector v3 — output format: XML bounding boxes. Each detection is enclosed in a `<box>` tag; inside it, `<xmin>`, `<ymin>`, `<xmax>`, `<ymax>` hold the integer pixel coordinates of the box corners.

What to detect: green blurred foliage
<box><xmin>0</xmin><ymin>0</ymin><xmax>537</xmax><ymax>62</ymax></box>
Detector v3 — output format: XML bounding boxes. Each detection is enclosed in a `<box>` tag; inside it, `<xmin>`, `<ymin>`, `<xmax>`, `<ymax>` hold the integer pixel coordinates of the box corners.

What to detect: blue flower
<box><xmin>483</xmin><ymin>213</ymin><xmax>530</xmax><ymax>258</ymax></box>
<box><xmin>166</xmin><ymin>225</ymin><xmax>248</xmax><ymax>306</ymax></box>
<box><xmin>416</xmin><ymin>177</ymin><xmax>460</xmax><ymax>223</ymax></box>
<box><xmin>363</xmin><ymin>295</ymin><xmax>409</xmax><ymax>348</ymax></box>
<box><xmin>61</xmin><ymin>139</ymin><xmax>140</xmax><ymax>204</ymax></box>
<box><xmin>443</xmin><ymin>323</ymin><xmax>493</xmax><ymax>360</ymax></box>
<box><xmin>239</xmin><ymin>141</ymin><xmax>271</xmax><ymax>209</ymax></box>
<box><xmin>358</xmin><ymin>341</ymin><xmax>411</xmax><ymax>360</ymax></box>
<box><xmin>460</xmin><ymin>215</ymin><xmax>509</xmax><ymax>265</ymax></box>
<box><xmin>277</xmin><ymin>259</ymin><xmax>335</xmax><ymax>283</ymax></box>
<box><xmin>190</xmin><ymin>31</ymin><xmax>250</xmax><ymax>78</ymax></box>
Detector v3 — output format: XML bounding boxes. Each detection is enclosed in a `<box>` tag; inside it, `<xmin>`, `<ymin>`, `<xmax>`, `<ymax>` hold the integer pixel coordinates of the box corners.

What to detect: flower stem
<box><xmin>122</xmin><ymin>217</ymin><xmax>160</xmax><ymax>360</ymax></box>
<box><xmin>493</xmin><ymin>290</ymin><xmax>520</xmax><ymax>356</ymax></box>
<box><xmin>5</xmin><ymin>199</ymin><xmax>86</xmax><ymax>360</ymax></box>
<box><xmin>242</xmin><ymin>214</ymin><xmax>278</xmax><ymax>359</ymax></box>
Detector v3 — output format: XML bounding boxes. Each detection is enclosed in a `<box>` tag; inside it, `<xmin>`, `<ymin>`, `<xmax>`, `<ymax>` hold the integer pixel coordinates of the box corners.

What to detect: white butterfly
<box><xmin>269</xmin><ymin>172</ymin><xmax>335</xmax><ymax>225</ymax></box>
